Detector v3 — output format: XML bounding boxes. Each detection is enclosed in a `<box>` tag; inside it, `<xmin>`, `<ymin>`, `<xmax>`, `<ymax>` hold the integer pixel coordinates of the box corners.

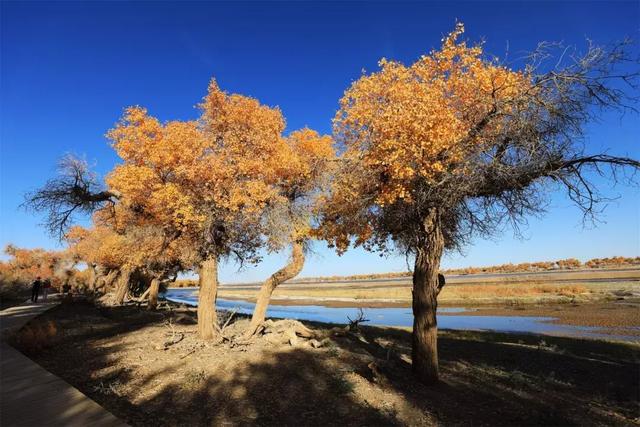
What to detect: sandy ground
<box><xmin>11</xmin><ymin>300</ymin><xmax>640</xmax><ymax>426</ymax></box>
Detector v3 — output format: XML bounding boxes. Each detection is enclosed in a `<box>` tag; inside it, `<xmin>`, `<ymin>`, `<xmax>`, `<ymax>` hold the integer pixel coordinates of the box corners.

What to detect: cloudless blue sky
<box><xmin>1</xmin><ymin>1</ymin><xmax>638</xmax><ymax>283</ymax></box>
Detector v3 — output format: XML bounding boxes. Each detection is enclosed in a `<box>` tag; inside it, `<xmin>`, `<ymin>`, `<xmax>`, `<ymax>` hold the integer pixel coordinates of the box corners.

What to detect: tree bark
<box><xmin>95</xmin><ymin>268</ymin><xmax>118</xmax><ymax>294</ymax></box>
<box><xmin>197</xmin><ymin>255</ymin><xmax>219</xmax><ymax>340</ymax></box>
<box><xmin>135</xmin><ymin>286</ymin><xmax>151</xmax><ymax>303</ymax></box>
<box><xmin>147</xmin><ymin>277</ymin><xmax>161</xmax><ymax>310</ymax></box>
<box><xmin>88</xmin><ymin>264</ymin><xmax>98</xmax><ymax>292</ymax></box>
<box><xmin>411</xmin><ymin>208</ymin><xmax>445</xmax><ymax>384</ymax></box>
<box><xmin>114</xmin><ymin>266</ymin><xmax>133</xmax><ymax>305</ymax></box>
<box><xmin>246</xmin><ymin>241</ymin><xmax>305</xmax><ymax>336</ymax></box>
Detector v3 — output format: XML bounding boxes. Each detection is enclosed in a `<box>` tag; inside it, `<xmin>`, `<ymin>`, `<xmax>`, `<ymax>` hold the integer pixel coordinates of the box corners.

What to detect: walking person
<box><xmin>42</xmin><ymin>278</ymin><xmax>51</xmax><ymax>302</ymax></box>
<box><xmin>31</xmin><ymin>277</ymin><xmax>42</xmax><ymax>303</ymax></box>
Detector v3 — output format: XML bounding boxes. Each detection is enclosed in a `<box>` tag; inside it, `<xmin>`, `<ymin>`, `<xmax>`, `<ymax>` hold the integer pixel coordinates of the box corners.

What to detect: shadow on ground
<box><xmin>12</xmin><ymin>300</ymin><xmax>640</xmax><ymax>426</ymax></box>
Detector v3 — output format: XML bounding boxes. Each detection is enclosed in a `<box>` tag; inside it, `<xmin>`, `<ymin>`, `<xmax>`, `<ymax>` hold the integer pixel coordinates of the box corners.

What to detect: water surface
<box><xmin>164</xmin><ymin>288</ymin><xmax>637</xmax><ymax>341</ymax></box>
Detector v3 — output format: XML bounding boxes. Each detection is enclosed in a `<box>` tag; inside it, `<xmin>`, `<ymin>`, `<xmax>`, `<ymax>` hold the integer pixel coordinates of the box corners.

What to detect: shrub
<box><xmin>14</xmin><ymin>320</ymin><xmax>60</xmax><ymax>352</ymax></box>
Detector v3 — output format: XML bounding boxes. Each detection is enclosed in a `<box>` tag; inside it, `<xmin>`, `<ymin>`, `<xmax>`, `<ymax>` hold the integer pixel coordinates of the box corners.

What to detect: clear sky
<box><xmin>1</xmin><ymin>1</ymin><xmax>638</xmax><ymax>283</ymax></box>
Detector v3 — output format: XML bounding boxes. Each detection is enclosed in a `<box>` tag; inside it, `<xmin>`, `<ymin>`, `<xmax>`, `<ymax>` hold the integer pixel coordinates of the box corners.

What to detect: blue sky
<box><xmin>1</xmin><ymin>1</ymin><xmax>638</xmax><ymax>283</ymax></box>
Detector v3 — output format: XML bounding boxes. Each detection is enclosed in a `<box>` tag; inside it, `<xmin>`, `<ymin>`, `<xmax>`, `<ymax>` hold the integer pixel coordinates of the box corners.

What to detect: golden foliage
<box><xmin>104</xmin><ymin>80</ymin><xmax>295</xmax><ymax>264</ymax></box>
<box><xmin>321</xmin><ymin>23</ymin><xmax>534</xmax><ymax>253</ymax></box>
<box><xmin>0</xmin><ymin>245</ymin><xmax>64</xmax><ymax>290</ymax></box>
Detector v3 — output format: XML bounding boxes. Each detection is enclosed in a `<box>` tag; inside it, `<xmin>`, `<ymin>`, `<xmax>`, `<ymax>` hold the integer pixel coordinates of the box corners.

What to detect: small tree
<box><xmin>245</xmin><ymin>128</ymin><xmax>335</xmax><ymax>335</ymax></box>
<box><xmin>66</xmin><ymin>222</ymin><xmax>140</xmax><ymax>300</ymax></box>
<box><xmin>319</xmin><ymin>23</ymin><xmax>639</xmax><ymax>384</ymax></box>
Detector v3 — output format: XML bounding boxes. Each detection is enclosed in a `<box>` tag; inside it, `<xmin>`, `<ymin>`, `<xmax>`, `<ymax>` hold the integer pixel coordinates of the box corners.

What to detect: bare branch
<box><xmin>22</xmin><ymin>155</ymin><xmax>120</xmax><ymax>239</ymax></box>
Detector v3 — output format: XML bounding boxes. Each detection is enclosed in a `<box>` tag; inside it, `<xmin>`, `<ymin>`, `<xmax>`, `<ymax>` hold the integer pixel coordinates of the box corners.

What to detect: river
<box><xmin>163</xmin><ymin>288</ymin><xmax>639</xmax><ymax>341</ymax></box>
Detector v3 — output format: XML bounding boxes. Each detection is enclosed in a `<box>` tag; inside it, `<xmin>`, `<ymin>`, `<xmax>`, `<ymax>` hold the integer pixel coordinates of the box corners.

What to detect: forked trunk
<box><xmin>147</xmin><ymin>277</ymin><xmax>161</xmax><ymax>310</ymax></box>
<box><xmin>411</xmin><ymin>208</ymin><xmax>445</xmax><ymax>384</ymax></box>
<box><xmin>114</xmin><ymin>266</ymin><xmax>133</xmax><ymax>305</ymax></box>
<box><xmin>197</xmin><ymin>255</ymin><xmax>219</xmax><ymax>340</ymax></box>
<box><xmin>246</xmin><ymin>241</ymin><xmax>305</xmax><ymax>336</ymax></box>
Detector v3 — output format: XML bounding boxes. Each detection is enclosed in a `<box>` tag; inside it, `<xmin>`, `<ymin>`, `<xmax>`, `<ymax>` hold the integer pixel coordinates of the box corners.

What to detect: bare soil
<box><xmin>13</xmin><ymin>300</ymin><xmax>640</xmax><ymax>426</ymax></box>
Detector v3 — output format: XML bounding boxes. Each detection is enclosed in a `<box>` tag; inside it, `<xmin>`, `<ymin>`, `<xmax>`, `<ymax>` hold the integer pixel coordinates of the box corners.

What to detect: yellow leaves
<box><xmin>276</xmin><ymin>128</ymin><xmax>335</xmax><ymax>198</ymax></box>
<box><xmin>321</xmin><ymin>22</ymin><xmax>534</xmax><ymax>251</ymax></box>
<box><xmin>334</xmin><ymin>22</ymin><xmax>532</xmax><ymax>203</ymax></box>
<box><xmin>201</xmin><ymin>79</ymin><xmax>286</xmax><ymax>162</ymax></box>
<box><xmin>102</xmin><ymin>78</ymin><xmax>323</xmax><ymax>260</ymax></box>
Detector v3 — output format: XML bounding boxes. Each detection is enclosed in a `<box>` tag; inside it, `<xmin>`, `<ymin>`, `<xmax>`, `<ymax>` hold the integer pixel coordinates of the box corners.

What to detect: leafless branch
<box><xmin>23</xmin><ymin>155</ymin><xmax>120</xmax><ymax>239</ymax></box>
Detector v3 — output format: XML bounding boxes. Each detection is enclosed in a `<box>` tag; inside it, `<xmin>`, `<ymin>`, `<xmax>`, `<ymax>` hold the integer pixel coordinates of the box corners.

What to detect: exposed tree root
<box><xmin>232</xmin><ymin>319</ymin><xmax>335</xmax><ymax>349</ymax></box>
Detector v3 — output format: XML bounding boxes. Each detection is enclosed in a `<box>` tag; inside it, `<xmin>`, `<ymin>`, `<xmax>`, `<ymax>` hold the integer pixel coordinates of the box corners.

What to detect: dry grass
<box><xmin>12</xmin><ymin>320</ymin><xmax>60</xmax><ymax>352</ymax></box>
<box><xmin>178</xmin><ymin>265</ymin><xmax>640</xmax><ymax>289</ymax></box>
<box><xmin>217</xmin><ymin>282</ymin><xmax>611</xmax><ymax>304</ymax></box>
<box><xmin>442</xmin><ymin>284</ymin><xmax>589</xmax><ymax>299</ymax></box>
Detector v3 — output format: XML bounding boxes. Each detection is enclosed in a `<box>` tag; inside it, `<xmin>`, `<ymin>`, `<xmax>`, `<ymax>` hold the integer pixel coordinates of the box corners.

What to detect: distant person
<box><xmin>31</xmin><ymin>277</ymin><xmax>42</xmax><ymax>302</ymax></box>
<box><xmin>62</xmin><ymin>282</ymin><xmax>71</xmax><ymax>295</ymax></box>
<box><xmin>42</xmin><ymin>279</ymin><xmax>52</xmax><ymax>302</ymax></box>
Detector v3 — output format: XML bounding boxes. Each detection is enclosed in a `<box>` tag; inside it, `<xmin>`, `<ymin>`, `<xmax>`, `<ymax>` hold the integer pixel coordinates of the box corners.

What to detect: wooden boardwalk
<box><xmin>0</xmin><ymin>299</ymin><xmax>127</xmax><ymax>427</ymax></box>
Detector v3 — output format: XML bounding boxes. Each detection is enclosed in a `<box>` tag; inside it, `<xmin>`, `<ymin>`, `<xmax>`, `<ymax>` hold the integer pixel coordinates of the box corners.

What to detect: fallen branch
<box><xmin>217</xmin><ymin>308</ymin><xmax>238</xmax><ymax>334</ymax></box>
<box><xmin>347</xmin><ymin>308</ymin><xmax>370</xmax><ymax>331</ymax></box>
<box><xmin>161</xmin><ymin>332</ymin><xmax>184</xmax><ymax>349</ymax></box>
<box><xmin>133</xmin><ymin>288</ymin><xmax>151</xmax><ymax>307</ymax></box>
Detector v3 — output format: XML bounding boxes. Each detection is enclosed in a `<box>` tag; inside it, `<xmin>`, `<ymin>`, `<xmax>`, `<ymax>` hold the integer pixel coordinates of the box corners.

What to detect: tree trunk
<box><xmin>95</xmin><ymin>268</ymin><xmax>118</xmax><ymax>294</ymax></box>
<box><xmin>246</xmin><ymin>241</ymin><xmax>305</xmax><ymax>336</ymax></box>
<box><xmin>88</xmin><ymin>264</ymin><xmax>98</xmax><ymax>292</ymax></box>
<box><xmin>411</xmin><ymin>208</ymin><xmax>445</xmax><ymax>384</ymax></box>
<box><xmin>114</xmin><ymin>266</ymin><xmax>133</xmax><ymax>305</ymax></box>
<box><xmin>197</xmin><ymin>255</ymin><xmax>219</xmax><ymax>340</ymax></box>
<box><xmin>148</xmin><ymin>277</ymin><xmax>161</xmax><ymax>310</ymax></box>
<box><xmin>136</xmin><ymin>286</ymin><xmax>151</xmax><ymax>303</ymax></box>
<box><xmin>104</xmin><ymin>269</ymin><xmax>119</xmax><ymax>289</ymax></box>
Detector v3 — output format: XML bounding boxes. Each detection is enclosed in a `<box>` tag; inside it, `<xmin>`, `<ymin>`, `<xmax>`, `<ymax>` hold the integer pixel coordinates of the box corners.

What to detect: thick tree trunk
<box><xmin>148</xmin><ymin>277</ymin><xmax>161</xmax><ymax>310</ymax></box>
<box><xmin>114</xmin><ymin>266</ymin><xmax>133</xmax><ymax>305</ymax></box>
<box><xmin>246</xmin><ymin>241</ymin><xmax>305</xmax><ymax>336</ymax></box>
<box><xmin>197</xmin><ymin>255</ymin><xmax>219</xmax><ymax>340</ymax></box>
<box><xmin>411</xmin><ymin>208</ymin><xmax>445</xmax><ymax>384</ymax></box>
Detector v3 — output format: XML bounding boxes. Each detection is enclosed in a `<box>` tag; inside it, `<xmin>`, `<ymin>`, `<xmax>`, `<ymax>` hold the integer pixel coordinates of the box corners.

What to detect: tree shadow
<box><xmin>12</xmin><ymin>301</ymin><xmax>640</xmax><ymax>426</ymax></box>
<box><xmin>350</xmin><ymin>326</ymin><xmax>639</xmax><ymax>425</ymax></box>
<box><xmin>137</xmin><ymin>349</ymin><xmax>400</xmax><ymax>426</ymax></box>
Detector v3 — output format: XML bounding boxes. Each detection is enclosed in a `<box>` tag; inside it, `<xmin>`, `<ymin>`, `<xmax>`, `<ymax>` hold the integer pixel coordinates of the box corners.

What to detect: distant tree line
<box><xmin>198</xmin><ymin>256</ymin><xmax>637</xmax><ymax>285</ymax></box>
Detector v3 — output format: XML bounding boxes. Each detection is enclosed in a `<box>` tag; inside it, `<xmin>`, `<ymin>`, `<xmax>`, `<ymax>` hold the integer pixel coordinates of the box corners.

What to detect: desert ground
<box><xmin>9</xmin><ymin>268</ymin><xmax>640</xmax><ymax>426</ymax></box>
<box><xmin>12</xmin><ymin>300</ymin><xmax>640</xmax><ymax>426</ymax></box>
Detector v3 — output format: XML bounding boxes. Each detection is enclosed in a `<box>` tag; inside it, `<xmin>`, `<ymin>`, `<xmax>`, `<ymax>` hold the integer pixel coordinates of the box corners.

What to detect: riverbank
<box><xmin>11</xmin><ymin>300</ymin><xmax>639</xmax><ymax>426</ymax></box>
<box><xmin>215</xmin><ymin>268</ymin><xmax>640</xmax><ymax>308</ymax></box>
<box><xmin>166</xmin><ymin>288</ymin><xmax>640</xmax><ymax>341</ymax></box>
